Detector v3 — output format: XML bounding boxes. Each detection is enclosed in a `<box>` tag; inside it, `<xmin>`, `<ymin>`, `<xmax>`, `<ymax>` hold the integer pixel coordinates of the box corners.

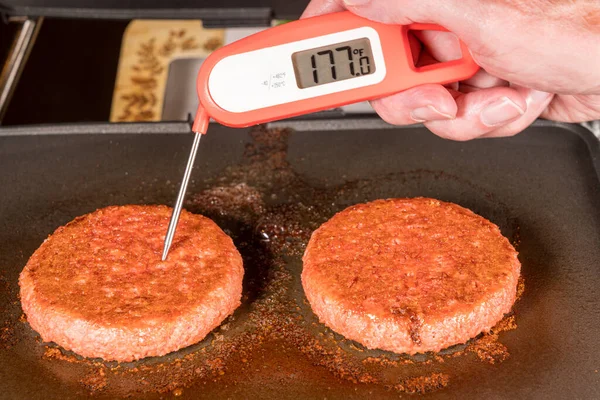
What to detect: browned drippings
<box><xmin>80</xmin><ymin>367</ymin><xmax>108</xmax><ymax>392</ymax></box>
<box><xmin>465</xmin><ymin>314</ymin><xmax>518</xmax><ymax>364</ymax></box>
<box><xmin>44</xmin><ymin>346</ymin><xmax>79</xmax><ymax>363</ymax></box>
<box><xmin>393</xmin><ymin>372</ymin><xmax>450</xmax><ymax>394</ymax></box>
<box><xmin>0</xmin><ymin>323</ymin><xmax>15</xmax><ymax>350</ymax></box>
<box><xmin>516</xmin><ymin>276</ymin><xmax>526</xmax><ymax>300</ymax></box>
<box><xmin>9</xmin><ymin>126</ymin><xmax>523</xmax><ymax>397</ymax></box>
<box><xmin>0</xmin><ymin>277</ymin><xmax>17</xmax><ymax>350</ymax></box>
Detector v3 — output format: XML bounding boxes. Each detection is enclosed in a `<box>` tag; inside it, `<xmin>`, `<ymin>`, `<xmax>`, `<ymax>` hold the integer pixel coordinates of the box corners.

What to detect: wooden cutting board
<box><xmin>110</xmin><ymin>20</ymin><xmax>224</xmax><ymax>123</ymax></box>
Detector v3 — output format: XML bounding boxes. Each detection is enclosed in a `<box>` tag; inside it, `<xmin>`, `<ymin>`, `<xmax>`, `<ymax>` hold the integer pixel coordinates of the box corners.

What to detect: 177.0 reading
<box><xmin>292</xmin><ymin>37</ymin><xmax>376</xmax><ymax>89</ymax></box>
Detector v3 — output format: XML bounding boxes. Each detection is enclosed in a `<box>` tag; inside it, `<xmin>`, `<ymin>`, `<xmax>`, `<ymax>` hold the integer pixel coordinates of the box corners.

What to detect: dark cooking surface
<box><xmin>0</xmin><ymin>121</ymin><xmax>599</xmax><ymax>398</ymax></box>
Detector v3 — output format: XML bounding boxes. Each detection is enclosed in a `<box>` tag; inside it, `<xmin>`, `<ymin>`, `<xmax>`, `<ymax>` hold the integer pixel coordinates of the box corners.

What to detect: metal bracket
<box><xmin>0</xmin><ymin>16</ymin><xmax>43</xmax><ymax>123</ymax></box>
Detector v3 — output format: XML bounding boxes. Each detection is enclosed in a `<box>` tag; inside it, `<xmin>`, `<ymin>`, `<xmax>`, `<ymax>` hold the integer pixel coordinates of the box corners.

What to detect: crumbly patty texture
<box><xmin>302</xmin><ymin>198</ymin><xmax>520</xmax><ymax>355</ymax></box>
<box><xmin>19</xmin><ymin>205</ymin><xmax>243</xmax><ymax>362</ymax></box>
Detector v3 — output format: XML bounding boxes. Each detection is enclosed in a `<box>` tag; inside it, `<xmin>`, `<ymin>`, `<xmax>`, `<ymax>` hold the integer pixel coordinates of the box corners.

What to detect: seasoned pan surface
<box><xmin>0</xmin><ymin>122</ymin><xmax>598</xmax><ymax>399</ymax></box>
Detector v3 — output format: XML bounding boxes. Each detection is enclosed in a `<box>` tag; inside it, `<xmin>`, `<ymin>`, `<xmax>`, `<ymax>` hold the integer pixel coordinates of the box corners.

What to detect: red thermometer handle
<box><xmin>401</xmin><ymin>23</ymin><xmax>477</xmax><ymax>86</ymax></box>
<box><xmin>193</xmin><ymin>12</ymin><xmax>479</xmax><ymax>133</ymax></box>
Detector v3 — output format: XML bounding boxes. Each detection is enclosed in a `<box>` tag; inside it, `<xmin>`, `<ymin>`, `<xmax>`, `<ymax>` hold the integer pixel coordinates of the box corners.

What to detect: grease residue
<box><xmin>7</xmin><ymin>127</ymin><xmax>523</xmax><ymax>397</ymax></box>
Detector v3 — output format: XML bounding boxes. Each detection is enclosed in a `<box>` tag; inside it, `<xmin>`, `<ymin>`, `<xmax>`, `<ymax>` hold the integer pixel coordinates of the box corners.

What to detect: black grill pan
<box><xmin>0</xmin><ymin>120</ymin><xmax>598</xmax><ymax>399</ymax></box>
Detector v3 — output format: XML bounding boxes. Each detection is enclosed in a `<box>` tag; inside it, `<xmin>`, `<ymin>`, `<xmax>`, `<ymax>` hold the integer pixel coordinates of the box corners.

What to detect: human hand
<box><xmin>302</xmin><ymin>0</ymin><xmax>600</xmax><ymax>140</ymax></box>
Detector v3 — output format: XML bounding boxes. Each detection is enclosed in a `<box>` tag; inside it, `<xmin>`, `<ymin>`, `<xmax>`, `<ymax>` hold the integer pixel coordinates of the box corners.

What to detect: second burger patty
<box><xmin>302</xmin><ymin>198</ymin><xmax>520</xmax><ymax>355</ymax></box>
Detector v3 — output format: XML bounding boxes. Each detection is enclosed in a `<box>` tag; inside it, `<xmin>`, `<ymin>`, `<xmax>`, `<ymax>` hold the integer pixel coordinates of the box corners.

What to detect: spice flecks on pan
<box><xmin>9</xmin><ymin>127</ymin><xmax>522</xmax><ymax>397</ymax></box>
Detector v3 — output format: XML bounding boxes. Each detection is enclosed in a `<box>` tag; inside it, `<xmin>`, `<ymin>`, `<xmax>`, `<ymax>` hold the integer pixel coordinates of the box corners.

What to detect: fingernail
<box><xmin>410</xmin><ymin>105</ymin><xmax>455</xmax><ymax>122</ymax></box>
<box><xmin>528</xmin><ymin>89</ymin><xmax>552</xmax><ymax>104</ymax></box>
<box><xmin>344</xmin><ymin>0</ymin><xmax>371</xmax><ymax>6</ymax></box>
<box><xmin>480</xmin><ymin>97</ymin><xmax>525</xmax><ymax>127</ymax></box>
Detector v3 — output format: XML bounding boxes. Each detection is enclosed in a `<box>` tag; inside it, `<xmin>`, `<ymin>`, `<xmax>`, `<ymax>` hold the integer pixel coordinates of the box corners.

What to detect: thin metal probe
<box><xmin>161</xmin><ymin>132</ymin><xmax>202</xmax><ymax>260</ymax></box>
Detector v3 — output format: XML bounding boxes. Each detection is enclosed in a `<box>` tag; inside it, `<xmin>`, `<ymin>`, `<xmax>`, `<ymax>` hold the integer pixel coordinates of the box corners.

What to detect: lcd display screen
<box><xmin>292</xmin><ymin>38</ymin><xmax>375</xmax><ymax>89</ymax></box>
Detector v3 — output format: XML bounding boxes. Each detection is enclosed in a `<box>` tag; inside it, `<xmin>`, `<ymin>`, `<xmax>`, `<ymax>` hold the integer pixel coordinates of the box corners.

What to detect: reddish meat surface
<box><xmin>19</xmin><ymin>205</ymin><xmax>243</xmax><ymax>362</ymax></box>
<box><xmin>302</xmin><ymin>198</ymin><xmax>520</xmax><ymax>354</ymax></box>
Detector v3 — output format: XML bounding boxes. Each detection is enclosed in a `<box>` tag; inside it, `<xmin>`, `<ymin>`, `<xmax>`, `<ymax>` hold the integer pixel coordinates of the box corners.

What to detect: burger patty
<box><xmin>19</xmin><ymin>205</ymin><xmax>243</xmax><ymax>362</ymax></box>
<box><xmin>302</xmin><ymin>198</ymin><xmax>520</xmax><ymax>355</ymax></box>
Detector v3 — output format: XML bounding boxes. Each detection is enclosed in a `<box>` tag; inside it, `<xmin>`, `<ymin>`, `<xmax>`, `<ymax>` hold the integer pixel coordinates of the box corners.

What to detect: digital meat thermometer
<box><xmin>161</xmin><ymin>11</ymin><xmax>479</xmax><ymax>260</ymax></box>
